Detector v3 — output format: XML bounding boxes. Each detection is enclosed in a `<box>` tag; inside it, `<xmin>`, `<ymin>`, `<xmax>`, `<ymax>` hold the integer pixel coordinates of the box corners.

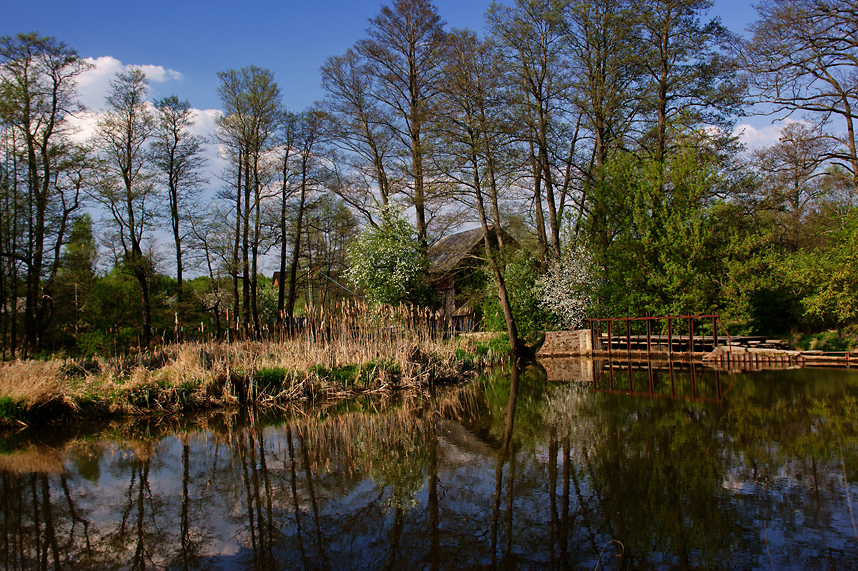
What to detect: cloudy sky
<box><xmin>3</xmin><ymin>0</ymin><xmax>776</xmax><ymax>143</ymax></box>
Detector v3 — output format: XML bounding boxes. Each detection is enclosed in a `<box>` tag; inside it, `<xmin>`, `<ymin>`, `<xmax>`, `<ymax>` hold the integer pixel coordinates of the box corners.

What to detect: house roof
<box><xmin>428</xmin><ymin>227</ymin><xmax>487</xmax><ymax>275</ymax></box>
<box><xmin>429</xmin><ymin>226</ymin><xmax>514</xmax><ymax>276</ymax></box>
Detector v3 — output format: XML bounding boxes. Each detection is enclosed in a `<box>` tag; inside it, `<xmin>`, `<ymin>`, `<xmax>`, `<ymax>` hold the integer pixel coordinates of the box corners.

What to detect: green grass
<box><xmin>255</xmin><ymin>366</ymin><xmax>292</xmax><ymax>390</ymax></box>
<box><xmin>0</xmin><ymin>396</ymin><xmax>27</xmax><ymax>423</ymax></box>
<box><xmin>312</xmin><ymin>364</ymin><xmax>370</xmax><ymax>387</ymax></box>
<box><xmin>792</xmin><ymin>330</ymin><xmax>857</xmax><ymax>352</ymax></box>
<box><xmin>310</xmin><ymin>361</ymin><xmax>403</xmax><ymax>388</ymax></box>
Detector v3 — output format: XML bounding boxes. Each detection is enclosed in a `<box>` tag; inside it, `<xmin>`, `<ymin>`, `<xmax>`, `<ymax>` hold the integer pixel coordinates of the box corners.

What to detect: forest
<box><xmin>1</xmin><ymin>0</ymin><xmax>857</xmax><ymax>359</ymax></box>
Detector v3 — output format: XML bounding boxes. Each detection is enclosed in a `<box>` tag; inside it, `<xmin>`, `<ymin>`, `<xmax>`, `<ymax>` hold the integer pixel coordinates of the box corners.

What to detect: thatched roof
<box><xmin>428</xmin><ymin>226</ymin><xmax>514</xmax><ymax>276</ymax></box>
<box><xmin>428</xmin><ymin>227</ymin><xmax>488</xmax><ymax>275</ymax></box>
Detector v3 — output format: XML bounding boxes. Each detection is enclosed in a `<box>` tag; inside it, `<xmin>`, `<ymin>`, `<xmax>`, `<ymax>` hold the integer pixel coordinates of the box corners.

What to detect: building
<box><xmin>428</xmin><ymin>226</ymin><xmax>515</xmax><ymax>331</ymax></box>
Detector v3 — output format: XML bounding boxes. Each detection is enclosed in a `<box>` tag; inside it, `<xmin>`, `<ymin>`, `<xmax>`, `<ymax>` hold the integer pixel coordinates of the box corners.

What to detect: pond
<box><xmin>2</xmin><ymin>361</ymin><xmax>858</xmax><ymax>570</ymax></box>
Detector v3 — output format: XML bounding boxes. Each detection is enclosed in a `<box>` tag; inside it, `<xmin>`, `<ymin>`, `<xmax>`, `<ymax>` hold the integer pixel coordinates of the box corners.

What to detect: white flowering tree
<box><xmin>346</xmin><ymin>203</ymin><xmax>428</xmax><ymax>305</ymax></box>
<box><xmin>536</xmin><ymin>243</ymin><xmax>596</xmax><ymax>330</ymax></box>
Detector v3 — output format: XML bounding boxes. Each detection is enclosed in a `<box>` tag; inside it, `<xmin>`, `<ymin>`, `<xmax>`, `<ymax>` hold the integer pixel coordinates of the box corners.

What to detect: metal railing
<box><xmin>588</xmin><ymin>314</ymin><xmax>733</xmax><ymax>357</ymax></box>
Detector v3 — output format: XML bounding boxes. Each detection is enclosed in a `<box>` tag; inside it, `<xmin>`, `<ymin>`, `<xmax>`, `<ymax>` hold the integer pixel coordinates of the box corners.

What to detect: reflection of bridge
<box><xmin>592</xmin><ymin>358</ymin><xmax>734</xmax><ymax>403</ymax></box>
<box><xmin>537</xmin><ymin>356</ymin><xmax>736</xmax><ymax>402</ymax></box>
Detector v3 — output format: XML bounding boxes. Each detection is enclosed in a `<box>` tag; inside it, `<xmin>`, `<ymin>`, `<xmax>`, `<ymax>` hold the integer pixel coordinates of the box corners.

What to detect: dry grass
<box><xmin>0</xmin><ymin>301</ymin><xmax>499</xmax><ymax>426</ymax></box>
<box><xmin>0</xmin><ymin>360</ymin><xmax>67</xmax><ymax>406</ymax></box>
<box><xmin>0</xmin><ymin>445</ymin><xmax>65</xmax><ymax>474</ymax></box>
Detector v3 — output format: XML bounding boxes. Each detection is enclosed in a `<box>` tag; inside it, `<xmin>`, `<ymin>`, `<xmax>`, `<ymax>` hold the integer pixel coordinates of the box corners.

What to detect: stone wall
<box><xmin>537</xmin><ymin>329</ymin><xmax>593</xmax><ymax>357</ymax></box>
<box><xmin>538</xmin><ymin>357</ymin><xmax>594</xmax><ymax>383</ymax></box>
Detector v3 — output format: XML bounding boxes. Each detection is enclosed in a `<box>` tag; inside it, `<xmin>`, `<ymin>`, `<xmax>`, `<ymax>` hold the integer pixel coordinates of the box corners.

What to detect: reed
<box><xmin>0</xmin><ymin>301</ymin><xmax>503</xmax><ymax>426</ymax></box>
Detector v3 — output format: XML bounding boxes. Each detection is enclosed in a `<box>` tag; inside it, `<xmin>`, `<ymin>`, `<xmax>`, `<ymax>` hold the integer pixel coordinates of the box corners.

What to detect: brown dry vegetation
<box><xmin>0</xmin><ymin>303</ymin><xmax>503</xmax><ymax>427</ymax></box>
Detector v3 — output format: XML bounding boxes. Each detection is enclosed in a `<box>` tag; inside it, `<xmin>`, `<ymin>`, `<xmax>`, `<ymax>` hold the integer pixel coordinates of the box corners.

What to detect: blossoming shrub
<box><xmin>536</xmin><ymin>243</ymin><xmax>595</xmax><ymax>330</ymax></box>
<box><xmin>346</xmin><ymin>203</ymin><xmax>429</xmax><ymax>306</ymax></box>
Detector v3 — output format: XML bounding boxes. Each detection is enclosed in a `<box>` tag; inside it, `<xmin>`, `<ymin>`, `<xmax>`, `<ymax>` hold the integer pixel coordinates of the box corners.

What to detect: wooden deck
<box><xmin>595</xmin><ymin>334</ymin><xmax>773</xmax><ymax>355</ymax></box>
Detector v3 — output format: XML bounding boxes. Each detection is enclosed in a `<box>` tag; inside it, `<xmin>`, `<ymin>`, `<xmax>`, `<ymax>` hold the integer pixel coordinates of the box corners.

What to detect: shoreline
<box><xmin>0</xmin><ymin>337</ymin><xmax>502</xmax><ymax>430</ymax></box>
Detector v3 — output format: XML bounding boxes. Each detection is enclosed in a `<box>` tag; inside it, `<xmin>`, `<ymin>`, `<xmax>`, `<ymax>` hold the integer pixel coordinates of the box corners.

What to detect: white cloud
<box><xmin>189</xmin><ymin>108</ymin><xmax>222</xmax><ymax>139</ymax></box>
<box><xmin>65</xmin><ymin>110</ymin><xmax>100</xmax><ymax>144</ymax></box>
<box><xmin>66</xmin><ymin>55</ymin><xmax>210</xmax><ymax>148</ymax></box>
<box><xmin>76</xmin><ymin>56</ymin><xmax>124</xmax><ymax>111</ymax></box>
<box><xmin>66</xmin><ymin>106</ymin><xmax>221</xmax><ymax>149</ymax></box>
<box><xmin>732</xmin><ymin>119</ymin><xmax>810</xmax><ymax>149</ymax></box>
<box><xmin>136</xmin><ymin>64</ymin><xmax>183</xmax><ymax>83</ymax></box>
<box><xmin>76</xmin><ymin>56</ymin><xmax>183</xmax><ymax>112</ymax></box>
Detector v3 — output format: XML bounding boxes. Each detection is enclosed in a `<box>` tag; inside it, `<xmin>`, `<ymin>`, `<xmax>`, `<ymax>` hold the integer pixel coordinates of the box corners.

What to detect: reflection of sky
<box><xmin>4</xmin><ymin>366</ymin><xmax>858</xmax><ymax>569</ymax></box>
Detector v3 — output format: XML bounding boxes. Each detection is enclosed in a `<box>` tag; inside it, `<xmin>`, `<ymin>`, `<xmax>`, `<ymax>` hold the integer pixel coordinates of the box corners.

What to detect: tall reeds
<box><xmin>0</xmin><ymin>301</ymin><xmax>495</xmax><ymax>425</ymax></box>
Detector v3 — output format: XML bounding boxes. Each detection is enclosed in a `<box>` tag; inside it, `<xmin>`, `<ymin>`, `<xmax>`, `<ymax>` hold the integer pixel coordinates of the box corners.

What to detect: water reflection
<box><xmin>2</xmin><ymin>363</ymin><xmax>858</xmax><ymax>569</ymax></box>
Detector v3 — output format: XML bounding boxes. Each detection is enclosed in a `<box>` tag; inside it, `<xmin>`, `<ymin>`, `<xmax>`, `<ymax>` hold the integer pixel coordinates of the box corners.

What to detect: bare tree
<box><xmin>755</xmin><ymin>122</ymin><xmax>838</xmax><ymax>249</ymax></box>
<box><xmin>743</xmin><ymin>0</ymin><xmax>858</xmax><ymax>188</ymax></box>
<box><xmin>639</xmin><ymin>0</ymin><xmax>742</xmax><ymax>164</ymax></box>
<box><xmin>488</xmin><ymin>0</ymin><xmax>571</xmax><ymax>262</ymax></box>
<box><xmin>319</xmin><ymin>49</ymin><xmax>397</xmax><ymax>208</ymax></box>
<box><xmin>216</xmin><ymin>65</ymin><xmax>282</xmax><ymax>336</ymax></box>
<box><xmin>437</xmin><ymin>30</ymin><xmax>532</xmax><ymax>356</ymax></box>
<box><xmin>152</xmin><ymin>95</ymin><xmax>206</xmax><ymax>333</ymax></box>
<box><xmin>93</xmin><ymin>69</ymin><xmax>157</xmax><ymax>346</ymax></box>
<box><xmin>356</xmin><ymin>0</ymin><xmax>447</xmax><ymax>247</ymax></box>
<box><xmin>284</xmin><ymin>111</ymin><xmax>324</xmax><ymax>326</ymax></box>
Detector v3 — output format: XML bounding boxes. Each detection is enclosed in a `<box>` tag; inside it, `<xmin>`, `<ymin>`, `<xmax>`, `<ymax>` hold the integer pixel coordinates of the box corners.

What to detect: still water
<box><xmin>2</xmin><ymin>361</ymin><xmax>858</xmax><ymax>570</ymax></box>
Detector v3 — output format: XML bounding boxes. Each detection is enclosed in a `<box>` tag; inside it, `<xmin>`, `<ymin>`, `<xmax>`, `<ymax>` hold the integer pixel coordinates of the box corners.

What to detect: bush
<box><xmin>255</xmin><ymin>367</ymin><xmax>292</xmax><ymax>390</ymax></box>
<box><xmin>481</xmin><ymin>250</ymin><xmax>550</xmax><ymax>336</ymax></box>
<box><xmin>536</xmin><ymin>243</ymin><xmax>596</xmax><ymax>329</ymax></box>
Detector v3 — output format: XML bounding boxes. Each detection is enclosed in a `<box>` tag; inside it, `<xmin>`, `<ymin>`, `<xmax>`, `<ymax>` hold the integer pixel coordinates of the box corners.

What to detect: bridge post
<box><xmin>646</xmin><ymin>316</ymin><xmax>651</xmax><ymax>357</ymax></box>
<box><xmin>667</xmin><ymin>318</ymin><xmax>673</xmax><ymax>357</ymax></box>
<box><xmin>607</xmin><ymin>320</ymin><xmax>612</xmax><ymax>357</ymax></box>
<box><xmin>687</xmin><ymin>317</ymin><xmax>694</xmax><ymax>355</ymax></box>
<box><xmin>712</xmin><ymin>315</ymin><xmax>718</xmax><ymax>350</ymax></box>
<box><xmin>626</xmin><ymin>319</ymin><xmax>631</xmax><ymax>358</ymax></box>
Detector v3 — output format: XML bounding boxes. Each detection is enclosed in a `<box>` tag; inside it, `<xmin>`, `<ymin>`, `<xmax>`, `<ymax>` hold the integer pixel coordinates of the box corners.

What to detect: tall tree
<box><xmin>216</xmin><ymin>65</ymin><xmax>282</xmax><ymax>337</ymax></box>
<box><xmin>284</xmin><ymin>110</ymin><xmax>324</xmax><ymax>326</ymax></box>
<box><xmin>488</xmin><ymin>0</ymin><xmax>571</xmax><ymax>262</ymax></box>
<box><xmin>93</xmin><ymin>69</ymin><xmax>157</xmax><ymax>346</ymax></box>
<box><xmin>356</xmin><ymin>0</ymin><xmax>447</xmax><ymax>247</ymax></box>
<box><xmin>437</xmin><ymin>29</ymin><xmax>531</xmax><ymax>356</ymax></box>
<box><xmin>743</xmin><ymin>0</ymin><xmax>858</xmax><ymax>189</ymax></box>
<box><xmin>319</xmin><ymin>49</ymin><xmax>396</xmax><ymax>213</ymax></box>
<box><xmin>754</xmin><ymin>122</ymin><xmax>838</xmax><ymax>251</ymax></box>
<box><xmin>152</xmin><ymin>95</ymin><xmax>206</xmax><ymax>332</ymax></box>
<box><xmin>276</xmin><ymin>110</ymin><xmax>298</xmax><ymax>322</ymax></box>
<box><xmin>565</xmin><ymin>0</ymin><xmax>642</xmax><ymax>170</ymax></box>
<box><xmin>639</xmin><ymin>0</ymin><xmax>741</xmax><ymax>163</ymax></box>
<box><xmin>0</xmin><ymin>32</ymin><xmax>90</xmax><ymax>353</ymax></box>
<box><xmin>563</xmin><ymin>0</ymin><xmax>646</xmax><ymax>245</ymax></box>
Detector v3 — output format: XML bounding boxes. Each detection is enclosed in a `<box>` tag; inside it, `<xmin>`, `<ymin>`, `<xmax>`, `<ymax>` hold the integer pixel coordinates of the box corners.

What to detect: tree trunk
<box><xmin>286</xmin><ymin>165</ymin><xmax>308</xmax><ymax>328</ymax></box>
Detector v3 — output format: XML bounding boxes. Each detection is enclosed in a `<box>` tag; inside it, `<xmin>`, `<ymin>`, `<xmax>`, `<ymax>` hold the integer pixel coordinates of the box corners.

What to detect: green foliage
<box><xmin>781</xmin><ymin>215</ymin><xmax>858</xmax><ymax>326</ymax></box>
<box><xmin>0</xmin><ymin>397</ymin><xmax>26</xmax><ymax>422</ymax></box>
<box><xmin>791</xmin><ymin>329</ymin><xmax>857</xmax><ymax>352</ymax></box>
<box><xmin>588</xmin><ymin>134</ymin><xmax>725</xmax><ymax>318</ymax></box>
<box><xmin>312</xmin><ymin>363</ymin><xmax>372</xmax><ymax>388</ymax></box>
<box><xmin>487</xmin><ymin>333</ymin><xmax>511</xmax><ymax>355</ymax></box>
<box><xmin>481</xmin><ymin>250</ymin><xmax>550</xmax><ymax>336</ymax></box>
<box><xmin>346</xmin><ymin>202</ymin><xmax>430</xmax><ymax>306</ymax></box>
<box><xmin>255</xmin><ymin>366</ymin><xmax>292</xmax><ymax>390</ymax></box>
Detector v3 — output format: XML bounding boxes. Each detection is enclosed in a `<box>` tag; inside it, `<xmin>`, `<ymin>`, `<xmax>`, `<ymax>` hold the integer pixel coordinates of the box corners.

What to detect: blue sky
<box><xmin>2</xmin><ymin>0</ymin><xmax>769</xmax><ymax>272</ymax></box>
<box><xmin>4</xmin><ymin>0</ymin><xmax>761</xmax><ymax>116</ymax></box>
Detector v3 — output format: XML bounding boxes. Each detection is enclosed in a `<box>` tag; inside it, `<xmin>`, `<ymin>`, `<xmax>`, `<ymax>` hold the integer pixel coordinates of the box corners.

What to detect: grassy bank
<box><xmin>0</xmin><ymin>305</ymin><xmax>506</xmax><ymax>428</ymax></box>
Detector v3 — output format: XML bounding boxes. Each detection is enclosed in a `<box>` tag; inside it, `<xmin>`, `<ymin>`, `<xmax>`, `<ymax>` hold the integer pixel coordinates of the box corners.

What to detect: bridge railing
<box><xmin>588</xmin><ymin>314</ymin><xmax>733</xmax><ymax>357</ymax></box>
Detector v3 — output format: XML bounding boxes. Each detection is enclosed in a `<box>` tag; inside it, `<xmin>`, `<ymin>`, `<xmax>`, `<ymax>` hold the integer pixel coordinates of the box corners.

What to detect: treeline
<box><xmin>1</xmin><ymin>0</ymin><xmax>856</xmax><ymax>358</ymax></box>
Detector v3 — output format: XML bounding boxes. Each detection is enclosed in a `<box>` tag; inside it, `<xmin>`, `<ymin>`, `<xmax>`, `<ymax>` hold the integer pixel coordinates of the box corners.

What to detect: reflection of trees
<box><xmin>109</xmin><ymin>444</ymin><xmax>171</xmax><ymax>570</ymax></box>
<box><xmin>2</xmin><ymin>367</ymin><xmax>858</xmax><ymax>568</ymax></box>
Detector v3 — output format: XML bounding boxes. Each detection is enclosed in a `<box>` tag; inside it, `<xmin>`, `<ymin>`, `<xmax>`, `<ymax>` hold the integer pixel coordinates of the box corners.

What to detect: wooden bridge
<box><xmin>537</xmin><ymin>314</ymin><xmax>857</xmax><ymax>368</ymax></box>
<box><xmin>589</xmin><ymin>314</ymin><xmax>771</xmax><ymax>357</ymax></box>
